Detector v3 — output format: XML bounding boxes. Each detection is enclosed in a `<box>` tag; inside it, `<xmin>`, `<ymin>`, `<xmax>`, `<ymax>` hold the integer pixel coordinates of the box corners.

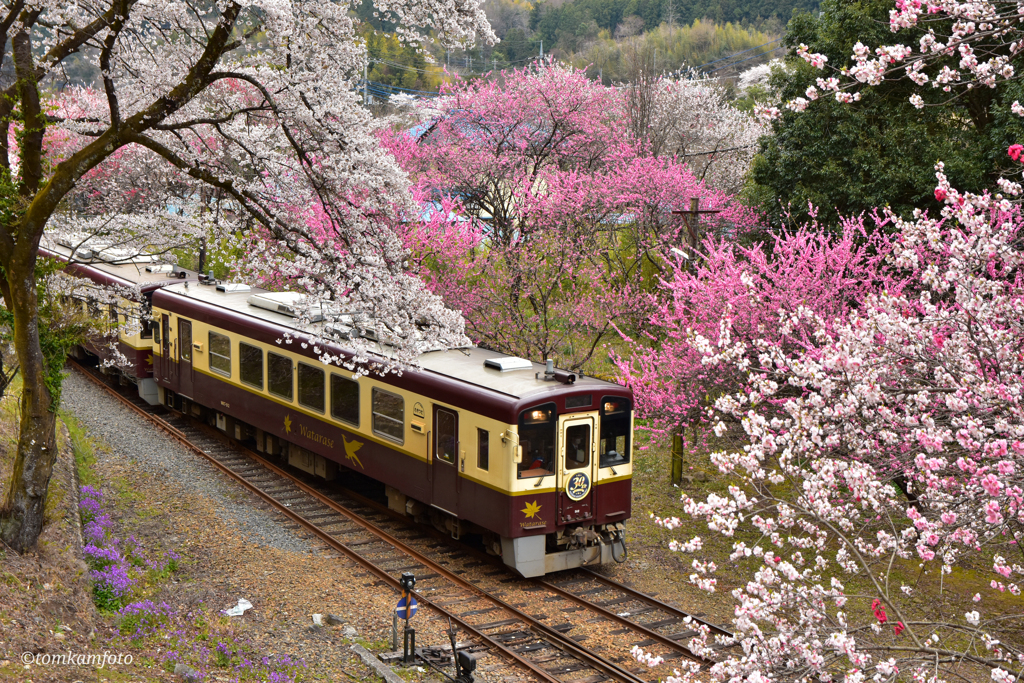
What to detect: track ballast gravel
<box><xmin>61</xmin><ymin>370</ymin><xmax>314</xmax><ymax>554</ymax></box>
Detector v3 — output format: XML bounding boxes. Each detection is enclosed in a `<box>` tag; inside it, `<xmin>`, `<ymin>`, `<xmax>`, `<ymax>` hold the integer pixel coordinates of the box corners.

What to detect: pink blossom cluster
<box><xmin>616</xmin><ymin>220</ymin><xmax>896</xmax><ymax>443</ymax></box>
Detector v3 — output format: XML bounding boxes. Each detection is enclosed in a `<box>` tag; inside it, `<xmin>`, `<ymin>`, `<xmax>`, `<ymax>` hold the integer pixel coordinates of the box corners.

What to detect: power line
<box><xmin>706</xmin><ymin>44</ymin><xmax>785</xmax><ymax>74</ymax></box>
<box><xmin>691</xmin><ymin>37</ymin><xmax>782</xmax><ymax>70</ymax></box>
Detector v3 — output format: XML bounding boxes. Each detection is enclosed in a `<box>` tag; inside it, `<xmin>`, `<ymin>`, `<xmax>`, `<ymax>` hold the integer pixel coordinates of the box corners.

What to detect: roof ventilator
<box><xmin>146</xmin><ymin>264</ymin><xmax>189</xmax><ymax>278</ymax></box>
<box><xmin>247</xmin><ymin>292</ymin><xmax>328</xmax><ymax>322</ymax></box>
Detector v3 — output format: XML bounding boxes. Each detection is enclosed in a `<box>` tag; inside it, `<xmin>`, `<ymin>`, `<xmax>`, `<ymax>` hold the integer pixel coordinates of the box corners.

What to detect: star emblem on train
<box><xmin>521</xmin><ymin>501</ymin><xmax>542</xmax><ymax>519</ymax></box>
<box><xmin>283</xmin><ymin>414</ymin><xmax>292</xmax><ymax>434</ymax></box>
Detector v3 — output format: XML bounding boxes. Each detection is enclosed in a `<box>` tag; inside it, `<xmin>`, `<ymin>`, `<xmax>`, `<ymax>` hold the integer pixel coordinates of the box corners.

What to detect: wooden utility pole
<box><xmin>668</xmin><ymin>197</ymin><xmax>721</xmax><ymax>485</ymax></box>
<box><xmin>672</xmin><ymin>196</ymin><xmax>721</xmax><ymax>261</ymax></box>
<box><xmin>671</xmin><ymin>427</ymin><xmax>684</xmax><ymax>485</ymax></box>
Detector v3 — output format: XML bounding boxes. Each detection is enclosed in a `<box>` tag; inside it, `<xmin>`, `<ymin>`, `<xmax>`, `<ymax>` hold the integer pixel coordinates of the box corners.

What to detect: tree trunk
<box><xmin>0</xmin><ymin>258</ymin><xmax>58</xmax><ymax>553</ymax></box>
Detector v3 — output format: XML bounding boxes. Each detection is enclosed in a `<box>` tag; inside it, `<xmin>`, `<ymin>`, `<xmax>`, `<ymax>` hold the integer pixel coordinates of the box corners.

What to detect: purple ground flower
<box><xmin>83</xmin><ymin>544</ymin><xmax>123</xmax><ymax>570</ymax></box>
<box><xmin>117</xmin><ymin>600</ymin><xmax>174</xmax><ymax>639</ymax></box>
<box><xmin>80</xmin><ymin>484</ymin><xmax>103</xmax><ymax>501</ymax></box>
<box><xmin>92</xmin><ymin>563</ymin><xmax>135</xmax><ymax>596</ymax></box>
<box><xmin>79</xmin><ymin>495</ymin><xmax>103</xmax><ymax>524</ymax></box>
<box><xmin>83</xmin><ymin>515</ymin><xmax>113</xmax><ymax>544</ymax></box>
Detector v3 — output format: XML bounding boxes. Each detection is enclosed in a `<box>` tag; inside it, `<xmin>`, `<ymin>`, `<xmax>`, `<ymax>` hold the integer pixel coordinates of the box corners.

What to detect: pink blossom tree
<box><xmin>616</xmin><ymin>219</ymin><xmax>898</xmax><ymax>443</ymax></box>
<box><xmin>384</xmin><ymin>64</ymin><xmax>760</xmax><ymax>371</ymax></box>
<box><xmin>632</xmin><ymin>174</ymin><xmax>1024</xmax><ymax>683</ymax></box>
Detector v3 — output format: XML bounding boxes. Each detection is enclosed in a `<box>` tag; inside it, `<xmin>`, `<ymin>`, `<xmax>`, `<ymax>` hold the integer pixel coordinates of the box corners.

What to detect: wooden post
<box><xmin>685</xmin><ymin>196</ymin><xmax>700</xmax><ymax>253</ymax></box>
<box><xmin>670</xmin><ymin>427</ymin><xmax>684</xmax><ymax>485</ymax></box>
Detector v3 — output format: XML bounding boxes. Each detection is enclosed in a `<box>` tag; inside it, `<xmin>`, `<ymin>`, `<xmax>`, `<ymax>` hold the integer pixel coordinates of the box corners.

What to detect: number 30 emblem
<box><xmin>565</xmin><ymin>472</ymin><xmax>591</xmax><ymax>501</ymax></box>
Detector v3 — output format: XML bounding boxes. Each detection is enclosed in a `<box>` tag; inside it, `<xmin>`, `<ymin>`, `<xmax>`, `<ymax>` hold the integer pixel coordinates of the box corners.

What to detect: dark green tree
<box><xmin>747</xmin><ymin>0</ymin><xmax>1024</xmax><ymax>227</ymax></box>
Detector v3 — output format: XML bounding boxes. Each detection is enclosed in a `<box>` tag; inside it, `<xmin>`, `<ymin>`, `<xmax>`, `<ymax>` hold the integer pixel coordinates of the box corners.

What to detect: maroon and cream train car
<box><xmin>149</xmin><ymin>280</ymin><xmax>633</xmax><ymax>577</ymax></box>
<box><xmin>41</xmin><ymin>238</ymin><xmax>198</xmax><ymax>404</ymax></box>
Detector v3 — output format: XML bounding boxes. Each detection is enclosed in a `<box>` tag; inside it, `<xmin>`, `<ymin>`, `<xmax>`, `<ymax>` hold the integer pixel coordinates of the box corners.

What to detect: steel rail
<box><xmin>70</xmin><ymin>362</ymin><xmax>654</xmax><ymax>683</ymax></box>
<box><xmin>335</xmin><ymin>478</ymin><xmax>724</xmax><ymax>663</ymax></box>
<box><xmin>536</xmin><ymin>578</ymin><xmax>713</xmax><ymax>656</ymax></box>
<box><xmin>579</xmin><ymin>570</ymin><xmax>734</xmax><ymax>639</ymax></box>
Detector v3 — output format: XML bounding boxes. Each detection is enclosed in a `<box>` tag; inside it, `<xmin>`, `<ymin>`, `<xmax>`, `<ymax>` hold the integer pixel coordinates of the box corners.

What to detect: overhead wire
<box><xmin>705</xmin><ymin>44</ymin><xmax>786</xmax><ymax>74</ymax></box>
<box><xmin>361</xmin><ymin>36</ymin><xmax>789</xmax><ymax>100</ymax></box>
<box><xmin>691</xmin><ymin>37</ymin><xmax>782</xmax><ymax>71</ymax></box>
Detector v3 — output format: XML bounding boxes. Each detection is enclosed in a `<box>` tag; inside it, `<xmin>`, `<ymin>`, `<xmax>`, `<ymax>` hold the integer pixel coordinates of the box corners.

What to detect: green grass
<box><xmin>60</xmin><ymin>409</ymin><xmax>99</xmax><ymax>487</ymax></box>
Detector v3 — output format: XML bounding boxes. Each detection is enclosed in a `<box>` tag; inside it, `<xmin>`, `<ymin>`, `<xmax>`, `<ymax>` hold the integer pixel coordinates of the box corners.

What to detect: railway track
<box><xmin>70</xmin><ymin>361</ymin><xmax>730</xmax><ymax>683</ymax></box>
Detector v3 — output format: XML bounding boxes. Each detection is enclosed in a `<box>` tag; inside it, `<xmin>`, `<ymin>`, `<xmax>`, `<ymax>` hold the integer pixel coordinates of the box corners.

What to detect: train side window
<box><xmin>298</xmin><ymin>363</ymin><xmax>325</xmax><ymax>412</ymax></box>
<box><xmin>209</xmin><ymin>332</ymin><xmax>231</xmax><ymax>377</ymax></box>
<box><xmin>140</xmin><ymin>312</ymin><xmax>153</xmax><ymax>339</ymax></box>
<box><xmin>599</xmin><ymin>396</ymin><xmax>632</xmax><ymax>467</ymax></box>
<box><xmin>372</xmin><ymin>388</ymin><xmax>404</xmax><ymax>444</ymax></box>
<box><xmin>268</xmin><ymin>352</ymin><xmax>293</xmax><ymax>401</ymax></box>
<box><xmin>477</xmin><ymin>428</ymin><xmax>489</xmax><ymax>471</ymax></box>
<box><xmin>152</xmin><ymin>320</ymin><xmax>161</xmax><ymax>346</ymax></box>
<box><xmin>240</xmin><ymin>343</ymin><xmax>263</xmax><ymax>389</ymax></box>
<box><xmin>435</xmin><ymin>408</ymin><xmax>457</xmax><ymax>464</ymax></box>
<box><xmin>331</xmin><ymin>375</ymin><xmax>359</xmax><ymax>426</ymax></box>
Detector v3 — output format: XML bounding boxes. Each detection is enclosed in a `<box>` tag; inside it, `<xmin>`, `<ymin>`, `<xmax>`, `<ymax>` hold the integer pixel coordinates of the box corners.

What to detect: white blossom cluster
<box><xmin>789</xmin><ymin>0</ymin><xmax>1024</xmax><ymax>108</ymax></box>
<box><xmin>8</xmin><ymin>0</ymin><xmax>494</xmax><ymax>372</ymax></box>
<box><xmin>646</xmin><ymin>76</ymin><xmax>767</xmax><ymax>194</ymax></box>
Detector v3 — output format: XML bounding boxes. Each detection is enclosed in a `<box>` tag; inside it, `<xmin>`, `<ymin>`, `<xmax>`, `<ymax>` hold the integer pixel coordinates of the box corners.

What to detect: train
<box><xmin>44</xmin><ymin>236</ymin><xmax>633</xmax><ymax>577</ymax></box>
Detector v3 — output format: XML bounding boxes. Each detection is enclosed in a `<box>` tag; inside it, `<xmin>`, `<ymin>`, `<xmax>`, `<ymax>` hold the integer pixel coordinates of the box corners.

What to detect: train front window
<box><xmin>600</xmin><ymin>396</ymin><xmax>631</xmax><ymax>467</ymax></box>
<box><xmin>518</xmin><ymin>403</ymin><xmax>555</xmax><ymax>478</ymax></box>
<box><xmin>566</xmin><ymin>424</ymin><xmax>591</xmax><ymax>470</ymax></box>
<box><xmin>268</xmin><ymin>352</ymin><xmax>293</xmax><ymax>401</ymax></box>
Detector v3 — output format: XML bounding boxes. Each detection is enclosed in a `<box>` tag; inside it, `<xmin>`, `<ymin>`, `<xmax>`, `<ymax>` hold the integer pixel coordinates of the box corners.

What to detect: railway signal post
<box><xmin>398</xmin><ymin>572</ymin><xmax>418</xmax><ymax>663</ymax></box>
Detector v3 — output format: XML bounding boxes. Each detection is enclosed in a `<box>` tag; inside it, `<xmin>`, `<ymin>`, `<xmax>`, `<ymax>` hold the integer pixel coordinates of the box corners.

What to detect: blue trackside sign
<box><xmin>396</xmin><ymin>595</ymin><xmax>418</xmax><ymax>620</ymax></box>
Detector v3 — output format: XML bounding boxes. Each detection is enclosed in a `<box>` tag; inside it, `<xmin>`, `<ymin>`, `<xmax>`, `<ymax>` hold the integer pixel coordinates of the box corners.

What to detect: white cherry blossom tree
<box><xmin>0</xmin><ymin>0</ymin><xmax>492</xmax><ymax>552</ymax></box>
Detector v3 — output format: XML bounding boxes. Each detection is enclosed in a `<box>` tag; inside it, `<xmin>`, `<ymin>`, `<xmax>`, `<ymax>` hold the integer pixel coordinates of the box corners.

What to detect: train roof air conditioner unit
<box><xmin>484</xmin><ymin>356</ymin><xmax>533</xmax><ymax>372</ymax></box>
<box><xmin>247</xmin><ymin>292</ymin><xmax>324</xmax><ymax>322</ymax></box>
<box><xmin>216</xmin><ymin>283</ymin><xmax>252</xmax><ymax>293</ymax></box>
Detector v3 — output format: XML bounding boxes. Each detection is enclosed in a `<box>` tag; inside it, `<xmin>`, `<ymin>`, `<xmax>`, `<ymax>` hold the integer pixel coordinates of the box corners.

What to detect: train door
<box><xmin>431</xmin><ymin>405</ymin><xmax>459</xmax><ymax>516</ymax></box>
<box><xmin>556</xmin><ymin>414</ymin><xmax>598</xmax><ymax>525</ymax></box>
<box><xmin>159</xmin><ymin>314</ymin><xmax>172</xmax><ymax>385</ymax></box>
<box><xmin>178</xmin><ymin>319</ymin><xmax>194</xmax><ymax>398</ymax></box>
